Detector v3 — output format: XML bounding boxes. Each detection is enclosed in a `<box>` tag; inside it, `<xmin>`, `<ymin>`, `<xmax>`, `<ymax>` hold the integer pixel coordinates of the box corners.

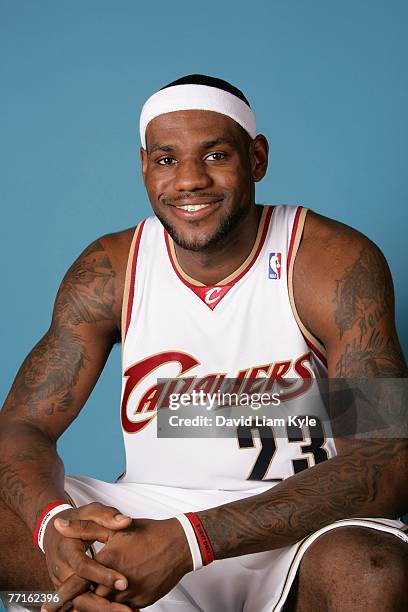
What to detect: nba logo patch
<box><xmin>268</xmin><ymin>252</ymin><xmax>281</xmax><ymax>279</ymax></box>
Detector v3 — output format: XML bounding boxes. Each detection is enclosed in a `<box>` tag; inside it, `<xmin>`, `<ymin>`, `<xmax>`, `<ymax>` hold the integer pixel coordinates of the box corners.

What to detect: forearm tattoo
<box><xmin>198</xmin><ymin>439</ymin><xmax>407</xmax><ymax>558</ymax></box>
<box><xmin>0</xmin><ymin>460</ymin><xmax>28</xmax><ymax>510</ymax></box>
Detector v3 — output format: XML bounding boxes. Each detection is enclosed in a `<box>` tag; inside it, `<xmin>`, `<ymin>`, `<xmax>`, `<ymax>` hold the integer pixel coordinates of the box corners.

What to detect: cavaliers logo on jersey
<box><xmin>120</xmin><ymin>350</ymin><xmax>315</xmax><ymax>434</ymax></box>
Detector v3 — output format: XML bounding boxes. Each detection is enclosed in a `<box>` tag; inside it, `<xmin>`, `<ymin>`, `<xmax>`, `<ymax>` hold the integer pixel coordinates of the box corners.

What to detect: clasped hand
<box><xmin>41</xmin><ymin>502</ymin><xmax>192</xmax><ymax>612</ymax></box>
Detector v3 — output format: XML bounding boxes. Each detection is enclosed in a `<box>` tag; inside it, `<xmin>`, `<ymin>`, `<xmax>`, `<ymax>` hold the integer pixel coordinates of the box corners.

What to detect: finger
<box><xmin>78</xmin><ymin>502</ymin><xmax>132</xmax><ymax>529</ymax></box>
<box><xmin>43</xmin><ymin>563</ymin><xmax>127</xmax><ymax>612</ymax></box>
<box><xmin>94</xmin><ymin>583</ymin><xmax>135</xmax><ymax>607</ymax></box>
<box><xmin>71</xmin><ymin>592</ymin><xmax>133</xmax><ymax>612</ymax></box>
<box><xmin>50</xmin><ymin>561</ymin><xmax>74</xmax><ymax>585</ymax></box>
<box><xmin>94</xmin><ymin>584</ymin><xmax>113</xmax><ymax>598</ymax></box>
<box><xmin>67</xmin><ymin>548</ymin><xmax>128</xmax><ymax>591</ymax></box>
<box><xmin>46</xmin><ymin>554</ymin><xmax>77</xmax><ymax>589</ymax></box>
<box><xmin>54</xmin><ymin>519</ymin><xmax>115</xmax><ymax>543</ymax></box>
<box><xmin>41</xmin><ymin>574</ymin><xmax>89</xmax><ymax>612</ymax></box>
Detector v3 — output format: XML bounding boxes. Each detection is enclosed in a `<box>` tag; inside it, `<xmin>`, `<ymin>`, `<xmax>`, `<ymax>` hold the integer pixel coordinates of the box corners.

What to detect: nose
<box><xmin>174</xmin><ymin>158</ymin><xmax>212</xmax><ymax>191</ymax></box>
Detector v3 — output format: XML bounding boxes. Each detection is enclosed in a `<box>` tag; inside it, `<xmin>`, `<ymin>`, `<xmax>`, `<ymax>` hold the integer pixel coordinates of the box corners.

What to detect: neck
<box><xmin>173</xmin><ymin>204</ymin><xmax>263</xmax><ymax>285</ymax></box>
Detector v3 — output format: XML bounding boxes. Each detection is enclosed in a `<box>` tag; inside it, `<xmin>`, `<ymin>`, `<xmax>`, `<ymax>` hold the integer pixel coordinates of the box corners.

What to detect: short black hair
<box><xmin>160</xmin><ymin>74</ymin><xmax>251</xmax><ymax>108</ymax></box>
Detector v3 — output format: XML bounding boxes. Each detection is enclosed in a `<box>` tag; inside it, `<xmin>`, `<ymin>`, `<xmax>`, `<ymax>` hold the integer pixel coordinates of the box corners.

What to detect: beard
<box><xmin>155</xmin><ymin>201</ymin><xmax>253</xmax><ymax>252</ymax></box>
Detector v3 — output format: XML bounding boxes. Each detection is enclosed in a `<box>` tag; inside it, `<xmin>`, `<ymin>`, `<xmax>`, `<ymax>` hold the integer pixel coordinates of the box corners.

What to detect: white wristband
<box><xmin>37</xmin><ymin>503</ymin><xmax>73</xmax><ymax>553</ymax></box>
<box><xmin>175</xmin><ymin>514</ymin><xmax>203</xmax><ymax>571</ymax></box>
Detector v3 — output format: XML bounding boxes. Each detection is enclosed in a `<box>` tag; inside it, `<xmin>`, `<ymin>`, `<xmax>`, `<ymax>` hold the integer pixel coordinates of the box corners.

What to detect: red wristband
<box><xmin>33</xmin><ymin>500</ymin><xmax>68</xmax><ymax>546</ymax></box>
<box><xmin>185</xmin><ymin>512</ymin><xmax>215</xmax><ymax>565</ymax></box>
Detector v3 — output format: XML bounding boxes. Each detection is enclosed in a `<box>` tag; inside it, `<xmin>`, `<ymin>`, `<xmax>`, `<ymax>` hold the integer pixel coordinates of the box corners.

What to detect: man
<box><xmin>0</xmin><ymin>74</ymin><xmax>407</xmax><ymax>612</ymax></box>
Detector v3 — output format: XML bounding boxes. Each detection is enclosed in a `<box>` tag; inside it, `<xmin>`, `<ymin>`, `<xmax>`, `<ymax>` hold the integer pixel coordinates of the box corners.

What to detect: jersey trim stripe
<box><xmin>272</xmin><ymin>518</ymin><xmax>408</xmax><ymax>611</ymax></box>
<box><xmin>222</xmin><ymin>205</ymin><xmax>273</xmax><ymax>285</ymax></box>
<box><xmin>164</xmin><ymin>205</ymin><xmax>273</xmax><ymax>289</ymax></box>
<box><xmin>121</xmin><ymin>221</ymin><xmax>146</xmax><ymax>344</ymax></box>
<box><xmin>287</xmin><ymin>207</ymin><xmax>328</xmax><ymax>366</ymax></box>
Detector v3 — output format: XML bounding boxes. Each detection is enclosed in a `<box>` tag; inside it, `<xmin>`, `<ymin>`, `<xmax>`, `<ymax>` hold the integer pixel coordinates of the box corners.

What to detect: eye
<box><xmin>157</xmin><ymin>156</ymin><xmax>177</xmax><ymax>166</ymax></box>
<box><xmin>205</xmin><ymin>152</ymin><xmax>227</xmax><ymax>161</ymax></box>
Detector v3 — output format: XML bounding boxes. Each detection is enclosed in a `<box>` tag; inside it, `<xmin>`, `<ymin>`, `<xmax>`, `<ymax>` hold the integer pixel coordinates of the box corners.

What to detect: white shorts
<box><xmin>4</xmin><ymin>475</ymin><xmax>407</xmax><ymax>612</ymax></box>
<box><xmin>58</xmin><ymin>475</ymin><xmax>408</xmax><ymax>612</ymax></box>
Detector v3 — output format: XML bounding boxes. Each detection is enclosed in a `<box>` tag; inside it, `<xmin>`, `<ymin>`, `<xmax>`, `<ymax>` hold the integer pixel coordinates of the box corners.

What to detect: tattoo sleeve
<box><xmin>198</xmin><ymin>241</ymin><xmax>407</xmax><ymax>560</ymax></box>
<box><xmin>0</xmin><ymin>237</ymin><xmax>119</xmax><ymax>529</ymax></box>
<box><xmin>198</xmin><ymin>439</ymin><xmax>407</xmax><ymax>558</ymax></box>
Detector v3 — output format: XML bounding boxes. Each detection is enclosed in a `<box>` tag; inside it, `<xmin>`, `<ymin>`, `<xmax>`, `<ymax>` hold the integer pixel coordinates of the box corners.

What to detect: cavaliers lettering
<box><xmin>121</xmin><ymin>350</ymin><xmax>315</xmax><ymax>433</ymax></box>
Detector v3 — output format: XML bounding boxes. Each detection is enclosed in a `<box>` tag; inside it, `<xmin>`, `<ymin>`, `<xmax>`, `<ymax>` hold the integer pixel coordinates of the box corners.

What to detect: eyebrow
<box><xmin>201</xmin><ymin>137</ymin><xmax>236</xmax><ymax>148</ymax></box>
<box><xmin>148</xmin><ymin>143</ymin><xmax>174</xmax><ymax>154</ymax></box>
<box><xmin>147</xmin><ymin>137</ymin><xmax>237</xmax><ymax>155</ymax></box>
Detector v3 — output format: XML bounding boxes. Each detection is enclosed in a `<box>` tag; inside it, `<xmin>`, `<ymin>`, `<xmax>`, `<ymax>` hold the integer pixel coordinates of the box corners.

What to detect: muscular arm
<box><xmin>196</xmin><ymin>212</ymin><xmax>407</xmax><ymax>559</ymax></box>
<box><xmin>0</xmin><ymin>232</ymin><xmax>131</xmax><ymax>531</ymax></box>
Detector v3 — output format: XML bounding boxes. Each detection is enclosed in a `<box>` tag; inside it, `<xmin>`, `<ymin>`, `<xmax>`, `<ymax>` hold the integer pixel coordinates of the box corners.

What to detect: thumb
<box><xmin>79</xmin><ymin>503</ymin><xmax>132</xmax><ymax>530</ymax></box>
<box><xmin>54</xmin><ymin>518</ymin><xmax>114</xmax><ymax>543</ymax></box>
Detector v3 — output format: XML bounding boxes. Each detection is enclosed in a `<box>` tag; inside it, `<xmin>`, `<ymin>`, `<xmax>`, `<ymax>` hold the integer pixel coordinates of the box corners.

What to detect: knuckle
<box><xmin>70</xmin><ymin>548</ymin><xmax>83</xmax><ymax>568</ymax></box>
<box><xmin>50</xmin><ymin>575</ymin><xmax>60</xmax><ymax>588</ymax></box>
<box><xmin>105</xmin><ymin>571</ymin><xmax>116</xmax><ymax>586</ymax></box>
<box><xmin>75</xmin><ymin>558</ymin><xmax>89</xmax><ymax>576</ymax></box>
<box><xmin>87</xmin><ymin>502</ymin><xmax>100</xmax><ymax>511</ymax></box>
<box><xmin>62</xmin><ymin>507</ymin><xmax>75</xmax><ymax>517</ymax></box>
<box><xmin>98</xmin><ymin>551</ymin><xmax>113</xmax><ymax>567</ymax></box>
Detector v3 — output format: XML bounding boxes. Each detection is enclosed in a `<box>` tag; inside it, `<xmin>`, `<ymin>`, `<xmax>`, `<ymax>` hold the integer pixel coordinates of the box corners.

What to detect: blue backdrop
<box><xmin>1</xmin><ymin>1</ymin><xmax>407</xmax><ymax>483</ymax></box>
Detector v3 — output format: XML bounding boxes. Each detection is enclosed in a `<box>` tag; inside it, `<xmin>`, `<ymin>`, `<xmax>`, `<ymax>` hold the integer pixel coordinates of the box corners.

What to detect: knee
<box><xmin>299</xmin><ymin>527</ymin><xmax>407</xmax><ymax>598</ymax></box>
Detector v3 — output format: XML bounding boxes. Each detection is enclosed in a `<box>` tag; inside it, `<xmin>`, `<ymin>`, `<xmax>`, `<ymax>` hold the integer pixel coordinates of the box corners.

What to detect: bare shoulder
<box><xmin>56</xmin><ymin>226</ymin><xmax>136</xmax><ymax>338</ymax></box>
<box><xmin>293</xmin><ymin>210</ymin><xmax>405</xmax><ymax>376</ymax></box>
<box><xmin>97</xmin><ymin>226</ymin><xmax>136</xmax><ymax>288</ymax></box>
<box><xmin>293</xmin><ymin>210</ymin><xmax>386</xmax><ymax>336</ymax></box>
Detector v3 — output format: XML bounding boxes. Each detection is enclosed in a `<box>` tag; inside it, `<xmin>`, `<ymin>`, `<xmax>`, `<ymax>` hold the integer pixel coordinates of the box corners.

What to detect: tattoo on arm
<box><xmin>3</xmin><ymin>327</ymin><xmax>88</xmax><ymax>416</ymax></box>
<box><xmin>0</xmin><ymin>460</ymin><xmax>29</xmax><ymax>510</ymax></box>
<box><xmin>55</xmin><ymin>239</ymin><xmax>117</xmax><ymax>326</ymax></box>
<box><xmin>334</xmin><ymin>248</ymin><xmax>391</xmax><ymax>339</ymax></box>
<box><xmin>0</xmin><ymin>427</ymin><xmax>64</xmax><ymax>514</ymax></box>
<box><xmin>198</xmin><ymin>439</ymin><xmax>406</xmax><ymax>558</ymax></box>
<box><xmin>335</xmin><ymin>329</ymin><xmax>405</xmax><ymax>377</ymax></box>
<box><xmin>0</xmin><ymin>239</ymin><xmax>119</xmax><ymax>519</ymax></box>
<box><xmin>2</xmin><ymin>239</ymin><xmax>118</xmax><ymax>418</ymax></box>
<box><xmin>333</xmin><ymin>247</ymin><xmax>406</xmax><ymax>377</ymax></box>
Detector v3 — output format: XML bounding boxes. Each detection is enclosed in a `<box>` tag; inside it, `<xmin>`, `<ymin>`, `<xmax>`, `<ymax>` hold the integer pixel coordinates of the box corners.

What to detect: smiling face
<box><xmin>141</xmin><ymin>110</ymin><xmax>268</xmax><ymax>252</ymax></box>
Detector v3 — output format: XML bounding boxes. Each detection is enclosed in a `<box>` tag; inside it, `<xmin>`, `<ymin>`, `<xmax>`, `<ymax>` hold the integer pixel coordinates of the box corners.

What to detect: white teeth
<box><xmin>176</xmin><ymin>204</ymin><xmax>210</xmax><ymax>212</ymax></box>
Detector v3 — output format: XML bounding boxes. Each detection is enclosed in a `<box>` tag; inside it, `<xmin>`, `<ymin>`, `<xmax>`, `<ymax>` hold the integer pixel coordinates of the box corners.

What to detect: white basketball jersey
<box><xmin>119</xmin><ymin>205</ymin><xmax>336</xmax><ymax>490</ymax></box>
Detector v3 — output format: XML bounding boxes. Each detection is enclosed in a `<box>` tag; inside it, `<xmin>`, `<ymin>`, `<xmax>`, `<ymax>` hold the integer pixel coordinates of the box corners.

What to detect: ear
<box><xmin>250</xmin><ymin>135</ymin><xmax>269</xmax><ymax>182</ymax></box>
<box><xmin>140</xmin><ymin>146</ymin><xmax>148</xmax><ymax>181</ymax></box>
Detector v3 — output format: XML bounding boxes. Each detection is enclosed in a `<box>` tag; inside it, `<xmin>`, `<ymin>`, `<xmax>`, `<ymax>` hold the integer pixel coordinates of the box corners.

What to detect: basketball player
<box><xmin>0</xmin><ymin>75</ymin><xmax>407</xmax><ymax>612</ymax></box>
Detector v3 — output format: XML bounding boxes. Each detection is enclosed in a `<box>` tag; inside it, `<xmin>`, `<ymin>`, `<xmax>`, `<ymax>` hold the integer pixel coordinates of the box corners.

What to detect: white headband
<box><xmin>139</xmin><ymin>84</ymin><xmax>256</xmax><ymax>149</ymax></box>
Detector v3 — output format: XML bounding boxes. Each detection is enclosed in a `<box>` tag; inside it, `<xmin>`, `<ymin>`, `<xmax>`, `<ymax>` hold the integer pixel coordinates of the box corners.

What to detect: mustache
<box><xmin>161</xmin><ymin>193</ymin><xmax>224</xmax><ymax>206</ymax></box>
